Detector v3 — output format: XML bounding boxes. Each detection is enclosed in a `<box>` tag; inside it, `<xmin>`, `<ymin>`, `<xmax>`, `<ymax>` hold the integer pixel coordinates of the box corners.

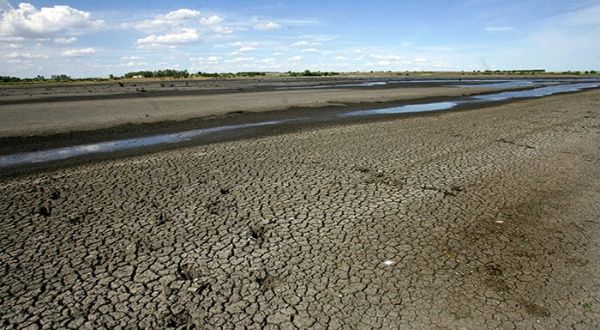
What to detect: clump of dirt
<box><xmin>38</xmin><ymin>205</ymin><xmax>51</xmax><ymax>217</ymax></box>
<box><xmin>164</xmin><ymin>310</ymin><xmax>192</xmax><ymax>329</ymax></box>
<box><xmin>255</xmin><ymin>271</ymin><xmax>278</xmax><ymax>292</ymax></box>
<box><xmin>248</xmin><ymin>225</ymin><xmax>267</xmax><ymax>244</ymax></box>
<box><xmin>177</xmin><ymin>263</ymin><xmax>202</xmax><ymax>281</ymax></box>
<box><xmin>522</xmin><ymin>301</ymin><xmax>551</xmax><ymax>317</ymax></box>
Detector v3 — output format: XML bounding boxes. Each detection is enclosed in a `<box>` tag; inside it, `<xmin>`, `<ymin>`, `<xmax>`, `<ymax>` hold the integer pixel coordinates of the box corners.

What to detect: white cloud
<box><xmin>200</xmin><ymin>15</ymin><xmax>223</xmax><ymax>26</ymax></box>
<box><xmin>212</xmin><ymin>25</ymin><xmax>234</xmax><ymax>34</ymax></box>
<box><xmin>288</xmin><ymin>55</ymin><xmax>302</xmax><ymax>62</ymax></box>
<box><xmin>257</xmin><ymin>57</ymin><xmax>275</xmax><ymax>63</ymax></box>
<box><xmin>6</xmin><ymin>59</ymin><xmax>24</xmax><ymax>63</ymax></box>
<box><xmin>4</xmin><ymin>51</ymin><xmax>48</xmax><ymax>59</ymax></box>
<box><xmin>254</xmin><ymin>21</ymin><xmax>281</xmax><ymax>31</ymax></box>
<box><xmin>129</xmin><ymin>9</ymin><xmax>201</xmax><ymax>31</ymax></box>
<box><xmin>0</xmin><ymin>3</ymin><xmax>103</xmax><ymax>38</ymax></box>
<box><xmin>62</xmin><ymin>47</ymin><xmax>97</xmax><ymax>57</ymax></box>
<box><xmin>485</xmin><ymin>26</ymin><xmax>513</xmax><ymax>32</ymax></box>
<box><xmin>119</xmin><ymin>61</ymin><xmax>148</xmax><ymax>67</ymax></box>
<box><xmin>334</xmin><ymin>56</ymin><xmax>347</xmax><ymax>60</ymax></box>
<box><xmin>514</xmin><ymin>4</ymin><xmax>600</xmax><ymax>69</ymax></box>
<box><xmin>121</xmin><ymin>55</ymin><xmax>145</xmax><ymax>60</ymax></box>
<box><xmin>164</xmin><ymin>9</ymin><xmax>201</xmax><ymax>20</ymax></box>
<box><xmin>225</xmin><ymin>56</ymin><xmax>254</xmax><ymax>63</ymax></box>
<box><xmin>301</xmin><ymin>48</ymin><xmax>318</xmax><ymax>52</ymax></box>
<box><xmin>238</xmin><ymin>46</ymin><xmax>256</xmax><ymax>52</ymax></box>
<box><xmin>370</xmin><ymin>54</ymin><xmax>403</xmax><ymax>61</ymax></box>
<box><xmin>0</xmin><ymin>36</ymin><xmax>23</xmax><ymax>42</ymax></box>
<box><xmin>547</xmin><ymin>4</ymin><xmax>600</xmax><ymax>27</ymax></box>
<box><xmin>54</xmin><ymin>36</ymin><xmax>77</xmax><ymax>44</ymax></box>
<box><xmin>230</xmin><ymin>41</ymin><xmax>259</xmax><ymax>47</ymax></box>
<box><xmin>228</xmin><ymin>41</ymin><xmax>259</xmax><ymax>54</ymax></box>
<box><xmin>292</xmin><ymin>40</ymin><xmax>321</xmax><ymax>47</ymax></box>
<box><xmin>126</xmin><ymin>9</ymin><xmax>224</xmax><ymax>33</ymax></box>
<box><xmin>362</xmin><ymin>51</ymin><xmax>453</xmax><ymax>71</ymax></box>
<box><xmin>190</xmin><ymin>55</ymin><xmax>221</xmax><ymax>64</ymax></box>
<box><xmin>136</xmin><ymin>28</ymin><xmax>201</xmax><ymax>48</ymax></box>
<box><xmin>127</xmin><ymin>21</ymin><xmax>166</xmax><ymax>32</ymax></box>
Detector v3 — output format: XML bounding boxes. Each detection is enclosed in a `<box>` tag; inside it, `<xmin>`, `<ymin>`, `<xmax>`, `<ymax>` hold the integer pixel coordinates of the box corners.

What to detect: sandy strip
<box><xmin>1</xmin><ymin>90</ymin><xmax>599</xmax><ymax>328</ymax></box>
<box><xmin>0</xmin><ymin>86</ymin><xmax>505</xmax><ymax>138</ymax></box>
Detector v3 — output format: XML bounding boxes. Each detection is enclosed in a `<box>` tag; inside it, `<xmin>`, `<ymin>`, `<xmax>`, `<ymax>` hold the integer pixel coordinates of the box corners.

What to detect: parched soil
<box><xmin>1</xmin><ymin>90</ymin><xmax>600</xmax><ymax>328</ymax></box>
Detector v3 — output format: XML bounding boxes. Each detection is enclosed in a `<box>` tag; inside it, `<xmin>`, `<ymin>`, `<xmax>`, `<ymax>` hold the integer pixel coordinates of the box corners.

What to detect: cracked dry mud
<box><xmin>2</xmin><ymin>90</ymin><xmax>600</xmax><ymax>329</ymax></box>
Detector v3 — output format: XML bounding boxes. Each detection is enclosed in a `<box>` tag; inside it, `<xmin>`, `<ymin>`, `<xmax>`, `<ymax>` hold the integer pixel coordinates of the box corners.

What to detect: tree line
<box><xmin>2</xmin><ymin>69</ymin><xmax>598</xmax><ymax>84</ymax></box>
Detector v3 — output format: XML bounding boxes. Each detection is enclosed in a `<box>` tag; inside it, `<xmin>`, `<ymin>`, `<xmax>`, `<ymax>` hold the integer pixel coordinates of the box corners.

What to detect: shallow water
<box><xmin>1</xmin><ymin>81</ymin><xmax>599</xmax><ymax>169</ymax></box>
<box><xmin>455</xmin><ymin>80</ymin><xmax>535</xmax><ymax>88</ymax></box>
<box><xmin>339</xmin><ymin>102</ymin><xmax>457</xmax><ymax>117</ymax></box>
<box><xmin>275</xmin><ymin>79</ymin><xmax>527</xmax><ymax>90</ymax></box>
<box><xmin>471</xmin><ymin>82</ymin><xmax>600</xmax><ymax>101</ymax></box>
<box><xmin>0</xmin><ymin>121</ymin><xmax>286</xmax><ymax>168</ymax></box>
<box><xmin>276</xmin><ymin>80</ymin><xmax>389</xmax><ymax>90</ymax></box>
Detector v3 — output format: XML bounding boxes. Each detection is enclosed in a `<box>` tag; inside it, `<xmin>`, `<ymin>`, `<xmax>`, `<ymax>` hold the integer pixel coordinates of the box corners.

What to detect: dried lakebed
<box><xmin>0</xmin><ymin>81</ymin><xmax>598</xmax><ymax>170</ymax></box>
<box><xmin>0</xmin><ymin>89</ymin><xmax>600</xmax><ymax>328</ymax></box>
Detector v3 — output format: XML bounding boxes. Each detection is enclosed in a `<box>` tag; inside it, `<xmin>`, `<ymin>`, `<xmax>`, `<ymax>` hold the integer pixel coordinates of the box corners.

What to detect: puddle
<box><xmin>339</xmin><ymin>102</ymin><xmax>457</xmax><ymax>117</ymax></box>
<box><xmin>455</xmin><ymin>80</ymin><xmax>535</xmax><ymax>88</ymax></box>
<box><xmin>0</xmin><ymin>120</ymin><xmax>285</xmax><ymax>168</ymax></box>
<box><xmin>471</xmin><ymin>82</ymin><xmax>600</xmax><ymax>101</ymax></box>
<box><xmin>274</xmin><ymin>78</ymin><xmax>599</xmax><ymax>91</ymax></box>
<box><xmin>358</xmin><ymin>81</ymin><xmax>388</xmax><ymax>87</ymax></box>
<box><xmin>1</xmin><ymin>80</ymin><xmax>599</xmax><ymax>169</ymax></box>
<box><xmin>275</xmin><ymin>80</ymin><xmax>388</xmax><ymax>90</ymax></box>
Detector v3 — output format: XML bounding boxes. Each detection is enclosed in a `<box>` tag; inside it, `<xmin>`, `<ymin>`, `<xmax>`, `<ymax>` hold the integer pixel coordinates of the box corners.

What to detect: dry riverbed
<box><xmin>1</xmin><ymin>90</ymin><xmax>600</xmax><ymax>328</ymax></box>
<box><xmin>0</xmin><ymin>85</ymin><xmax>502</xmax><ymax>138</ymax></box>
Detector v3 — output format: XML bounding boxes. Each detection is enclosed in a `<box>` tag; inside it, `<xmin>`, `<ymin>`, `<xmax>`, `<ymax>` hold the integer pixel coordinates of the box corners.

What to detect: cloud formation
<box><xmin>4</xmin><ymin>50</ymin><xmax>47</xmax><ymax>59</ymax></box>
<box><xmin>163</xmin><ymin>9</ymin><xmax>201</xmax><ymax>21</ymax></box>
<box><xmin>54</xmin><ymin>36</ymin><xmax>77</xmax><ymax>44</ymax></box>
<box><xmin>0</xmin><ymin>2</ymin><xmax>103</xmax><ymax>38</ymax></box>
<box><xmin>62</xmin><ymin>47</ymin><xmax>97</xmax><ymax>57</ymax></box>
<box><xmin>254</xmin><ymin>21</ymin><xmax>281</xmax><ymax>30</ymax></box>
<box><xmin>2</xmin><ymin>2</ymin><xmax>598</xmax><ymax>77</ymax></box>
<box><xmin>291</xmin><ymin>40</ymin><xmax>321</xmax><ymax>47</ymax></box>
<box><xmin>136</xmin><ymin>28</ymin><xmax>201</xmax><ymax>48</ymax></box>
<box><xmin>129</xmin><ymin>9</ymin><xmax>200</xmax><ymax>31</ymax></box>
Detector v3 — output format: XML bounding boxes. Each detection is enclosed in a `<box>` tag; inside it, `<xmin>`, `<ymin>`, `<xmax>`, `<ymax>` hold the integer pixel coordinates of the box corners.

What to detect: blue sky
<box><xmin>1</xmin><ymin>0</ymin><xmax>599</xmax><ymax>77</ymax></box>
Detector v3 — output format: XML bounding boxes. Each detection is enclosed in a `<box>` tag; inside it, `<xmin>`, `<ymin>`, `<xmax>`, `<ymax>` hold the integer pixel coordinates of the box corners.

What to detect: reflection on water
<box><xmin>339</xmin><ymin>102</ymin><xmax>457</xmax><ymax>117</ymax></box>
<box><xmin>471</xmin><ymin>82</ymin><xmax>600</xmax><ymax>101</ymax></box>
<box><xmin>0</xmin><ymin>121</ymin><xmax>284</xmax><ymax>168</ymax></box>
<box><xmin>274</xmin><ymin>78</ymin><xmax>599</xmax><ymax>91</ymax></box>
<box><xmin>1</xmin><ymin>81</ymin><xmax>599</xmax><ymax>169</ymax></box>
<box><xmin>276</xmin><ymin>80</ymin><xmax>389</xmax><ymax>90</ymax></box>
<box><xmin>455</xmin><ymin>80</ymin><xmax>535</xmax><ymax>88</ymax></box>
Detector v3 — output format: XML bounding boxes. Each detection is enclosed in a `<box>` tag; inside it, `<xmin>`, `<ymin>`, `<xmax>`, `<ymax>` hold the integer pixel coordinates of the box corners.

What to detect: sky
<box><xmin>1</xmin><ymin>0</ymin><xmax>599</xmax><ymax>77</ymax></box>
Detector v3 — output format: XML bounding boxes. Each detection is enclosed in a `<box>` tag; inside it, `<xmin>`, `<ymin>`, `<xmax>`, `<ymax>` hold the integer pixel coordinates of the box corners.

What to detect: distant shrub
<box><xmin>286</xmin><ymin>70</ymin><xmax>339</xmax><ymax>77</ymax></box>
<box><xmin>236</xmin><ymin>72</ymin><xmax>266</xmax><ymax>77</ymax></box>
<box><xmin>0</xmin><ymin>76</ymin><xmax>21</xmax><ymax>83</ymax></box>
<box><xmin>51</xmin><ymin>74</ymin><xmax>72</xmax><ymax>81</ymax></box>
<box><xmin>197</xmin><ymin>72</ymin><xmax>221</xmax><ymax>78</ymax></box>
<box><xmin>124</xmin><ymin>69</ymin><xmax>190</xmax><ymax>79</ymax></box>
